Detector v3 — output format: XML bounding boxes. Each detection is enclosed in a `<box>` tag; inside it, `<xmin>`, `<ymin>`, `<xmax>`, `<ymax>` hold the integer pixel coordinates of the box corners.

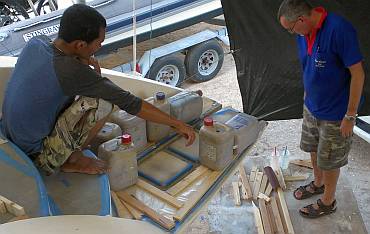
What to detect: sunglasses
<box><xmin>288</xmin><ymin>19</ymin><xmax>299</xmax><ymax>34</ymax></box>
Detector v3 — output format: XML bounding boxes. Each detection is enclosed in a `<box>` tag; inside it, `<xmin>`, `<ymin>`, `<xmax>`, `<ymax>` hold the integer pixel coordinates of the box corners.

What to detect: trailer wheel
<box><xmin>147</xmin><ymin>54</ymin><xmax>185</xmax><ymax>87</ymax></box>
<box><xmin>185</xmin><ymin>39</ymin><xmax>224</xmax><ymax>83</ymax></box>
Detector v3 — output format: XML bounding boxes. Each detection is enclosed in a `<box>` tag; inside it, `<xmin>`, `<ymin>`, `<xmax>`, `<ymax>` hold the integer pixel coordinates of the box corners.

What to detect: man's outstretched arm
<box><xmin>136</xmin><ymin>101</ymin><xmax>196</xmax><ymax>146</ymax></box>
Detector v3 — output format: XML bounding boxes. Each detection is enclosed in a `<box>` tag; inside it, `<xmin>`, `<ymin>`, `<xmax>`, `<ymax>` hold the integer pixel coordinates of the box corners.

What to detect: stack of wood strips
<box><xmin>232</xmin><ymin>165</ymin><xmax>273</xmax><ymax>207</ymax></box>
<box><xmin>231</xmin><ymin>166</ymin><xmax>295</xmax><ymax>234</ymax></box>
<box><xmin>111</xmin><ymin>165</ymin><xmax>221</xmax><ymax>231</ymax></box>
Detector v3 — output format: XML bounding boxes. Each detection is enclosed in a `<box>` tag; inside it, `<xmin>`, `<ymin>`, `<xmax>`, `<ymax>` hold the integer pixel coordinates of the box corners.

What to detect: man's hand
<box><xmin>340</xmin><ymin>119</ymin><xmax>355</xmax><ymax>138</ymax></box>
<box><xmin>172</xmin><ymin>121</ymin><xmax>196</xmax><ymax>146</ymax></box>
<box><xmin>88</xmin><ymin>57</ymin><xmax>101</xmax><ymax>75</ymax></box>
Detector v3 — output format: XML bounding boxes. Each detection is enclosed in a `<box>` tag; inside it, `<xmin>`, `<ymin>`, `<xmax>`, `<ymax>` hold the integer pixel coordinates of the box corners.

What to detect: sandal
<box><xmin>293</xmin><ymin>181</ymin><xmax>324</xmax><ymax>200</ymax></box>
<box><xmin>299</xmin><ymin>199</ymin><xmax>337</xmax><ymax>218</ymax></box>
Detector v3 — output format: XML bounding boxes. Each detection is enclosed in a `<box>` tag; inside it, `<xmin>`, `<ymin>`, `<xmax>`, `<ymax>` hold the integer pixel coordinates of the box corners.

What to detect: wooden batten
<box><xmin>266</xmin><ymin>202</ymin><xmax>277</xmax><ymax>234</ymax></box>
<box><xmin>270</xmin><ymin>196</ymin><xmax>285</xmax><ymax>234</ymax></box>
<box><xmin>239</xmin><ymin>181</ymin><xmax>249</xmax><ymax>200</ymax></box>
<box><xmin>174</xmin><ymin>171</ymin><xmax>220</xmax><ymax>221</ymax></box>
<box><xmin>277</xmin><ymin>188</ymin><xmax>295</xmax><ymax>234</ymax></box>
<box><xmin>274</xmin><ymin>168</ymin><xmax>286</xmax><ymax>190</ymax></box>
<box><xmin>265</xmin><ymin>183</ymin><xmax>273</xmax><ymax>197</ymax></box>
<box><xmin>253</xmin><ymin>172</ymin><xmax>263</xmax><ymax>200</ymax></box>
<box><xmin>284</xmin><ymin>175</ymin><xmax>309</xmax><ymax>182</ymax></box>
<box><xmin>117</xmin><ymin>191</ymin><xmax>175</xmax><ymax>230</ymax></box>
<box><xmin>121</xmin><ymin>200</ymin><xmax>143</xmax><ymax>220</ymax></box>
<box><xmin>238</xmin><ymin>165</ymin><xmax>253</xmax><ymax>199</ymax></box>
<box><xmin>257</xmin><ymin>193</ymin><xmax>271</xmax><ymax>203</ymax></box>
<box><xmin>232</xmin><ymin>182</ymin><xmax>241</xmax><ymax>206</ymax></box>
<box><xmin>167</xmin><ymin>166</ymin><xmax>209</xmax><ymax>196</ymax></box>
<box><xmin>253</xmin><ymin>202</ymin><xmax>265</xmax><ymax>234</ymax></box>
<box><xmin>259</xmin><ymin>199</ymin><xmax>273</xmax><ymax>234</ymax></box>
<box><xmin>249</xmin><ymin>166</ymin><xmax>258</xmax><ymax>187</ymax></box>
<box><xmin>137</xmin><ymin>179</ymin><xmax>183</xmax><ymax>209</ymax></box>
<box><xmin>111</xmin><ymin>191</ymin><xmax>133</xmax><ymax>219</ymax></box>
<box><xmin>259</xmin><ymin>174</ymin><xmax>268</xmax><ymax>194</ymax></box>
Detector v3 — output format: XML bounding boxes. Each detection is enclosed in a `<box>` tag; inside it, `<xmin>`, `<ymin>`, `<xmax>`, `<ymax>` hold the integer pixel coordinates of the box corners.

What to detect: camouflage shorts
<box><xmin>35</xmin><ymin>97</ymin><xmax>113</xmax><ymax>174</ymax></box>
<box><xmin>300</xmin><ymin>106</ymin><xmax>352</xmax><ymax>170</ymax></box>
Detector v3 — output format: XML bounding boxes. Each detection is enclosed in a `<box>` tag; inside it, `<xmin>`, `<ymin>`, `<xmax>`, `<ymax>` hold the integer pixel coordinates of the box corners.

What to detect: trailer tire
<box><xmin>147</xmin><ymin>54</ymin><xmax>186</xmax><ymax>87</ymax></box>
<box><xmin>185</xmin><ymin>39</ymin><xmax>224</xmax><ymax>83</ymax></box>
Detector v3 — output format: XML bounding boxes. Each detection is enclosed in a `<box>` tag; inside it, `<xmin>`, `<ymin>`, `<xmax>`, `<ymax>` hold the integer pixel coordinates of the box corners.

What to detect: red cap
<box><xmin>204</xmin><ymin>117</ymin><xmax>214</xmax><ymax>126</ymax></box>
<box><xmin>121</xmin><ymin>134</ymin><xmax>132</xmax><ymax>144</ymax></box>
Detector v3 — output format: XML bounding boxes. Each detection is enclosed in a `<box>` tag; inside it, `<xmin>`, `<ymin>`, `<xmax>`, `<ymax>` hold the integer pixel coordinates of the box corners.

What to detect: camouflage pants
<box><xmin>300</xmin><ymin>106</ymin><xmax>352</xmax><ymax>170</ymax></box>
<box><xmin>35</xmin><ymin>97</ymin><xmax>113</xmax><ymax>174</ymax></box>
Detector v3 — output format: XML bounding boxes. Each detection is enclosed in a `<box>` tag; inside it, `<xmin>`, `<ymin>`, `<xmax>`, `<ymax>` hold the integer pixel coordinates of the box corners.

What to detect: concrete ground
<box><xmin>98</xmin><ymin>21</ymin><xmax>370</xmax><ymax>234</ymax></box>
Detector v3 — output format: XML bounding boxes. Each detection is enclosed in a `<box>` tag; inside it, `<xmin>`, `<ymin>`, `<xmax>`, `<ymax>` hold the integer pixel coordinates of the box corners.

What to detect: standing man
<box><xmin>0</xmin><ymin>4</ymin><xmax>195</xmax><ymax>175</ymax></box>
<box><xmin>278</xmin><ymin>0</ymin><xmax>365</xmax><ymax>218</ymax></box>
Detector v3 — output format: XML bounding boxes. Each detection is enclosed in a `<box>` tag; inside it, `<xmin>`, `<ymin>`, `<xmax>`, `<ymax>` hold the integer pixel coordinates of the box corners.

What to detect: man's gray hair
<box><xmin>277</xmin><ymin>0</ymin><xmax>313</xmax><ymax>22</ymax></box>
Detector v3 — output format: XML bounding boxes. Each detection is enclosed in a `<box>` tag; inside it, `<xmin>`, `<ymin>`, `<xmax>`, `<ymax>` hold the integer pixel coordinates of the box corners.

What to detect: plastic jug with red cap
<box><xmin>199</xmin><ymin>117</ymin><xmax>234</xmax><ymax>170</ymax></box>
<box><xmin>109</xmin><ymin>110</ymin><xmax>147</xmax><ymax>150</ymax></box>
<box><xmin>98</xmin><ymin>134</ymin><xmax>138</xmax><ymax>191</ymax></box>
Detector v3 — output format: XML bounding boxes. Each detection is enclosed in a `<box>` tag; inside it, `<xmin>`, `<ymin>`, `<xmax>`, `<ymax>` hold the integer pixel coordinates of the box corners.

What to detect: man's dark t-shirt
<box><xmin>0</xmin><ymin>36</ymin><xmax>142</xmax><ymax>155</ymax></box>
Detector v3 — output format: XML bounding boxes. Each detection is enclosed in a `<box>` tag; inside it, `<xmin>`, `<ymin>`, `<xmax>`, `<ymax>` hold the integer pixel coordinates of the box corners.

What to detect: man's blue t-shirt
<box><xmin>0</xmin><ymin>36</ymin><xmax>142</xmax><ymax>155</ymax></box>
<box><xmin>297</xmin><ymin>12</ymin><xmax>363</xmax><ymax>121</ymax></box>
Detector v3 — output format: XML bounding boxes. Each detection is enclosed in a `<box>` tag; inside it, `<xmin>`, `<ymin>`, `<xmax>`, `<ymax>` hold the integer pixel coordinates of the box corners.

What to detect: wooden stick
<box><xmin>167</xmin><ymin>166</ymin><xmax>209</xmax><ymax>196</ymax></box>
<box><xmin>284</xmin><ymin>175</ymin><xmax>309</xmax><ymax>182</ymax></box>
<box><xmin>253</xmin><ymin>202</ymin><xmax>265</xmax><ymax>234</ymax></box>
<box><xmin>290</xmin><ymin>159</ymin><xmax>313</xmax><ymax>169</ymax></box>
<box><xmin>239</xmin><ymin>181</ymin><xmax>248</xmax><ymax>200</ymax></box>
<box><xmin>257</xmin><ymin>193</ymin><xmax>271</xmax><ymax>203</ymax></box>
<box><xmin>266</xmin><ymin>201</ymin><xmax>277</xmax><ymax>234</ymax></box>
<box><xmin>253</xmin><ymin>172</ymin><xmax>263</xmax><ymax>200</ymax></box>
<box><xmin>232</xmin><ymin>182</ymin><xmax>241</xmax><ymax>206</ymax></box>
<box><xmin>265</xmin><ymin>183</ymin><xmax>273</xmax><ymax>197</ymax></box>
<box><xmin>259</xmin><ymin>174</ymin><xmax>268</xmax><ymax>194</ymax></box>
<box><xmin>117</xmin><ymin>191</ymin><xmax>175</xmax><ymax>230</ymax></box>
<box><xmin>259</xmin><ymin>199</ymin><xmax>273</xmax><ymax>234</ymax></box>
<box><xmin>121</xmin><ymin>200</ymin><xmax>143</xmax><ymax>220</ymax></box>
<box><xmin>137</xmin><ymin>179</ymin><xmax>183</xmax><ymax>209</ymax></box>
<box><xmin>0</xmin><ymin>195</ymin><xmax>25</xmax><ymax>217</ymax></box>
<box><xmin>111</xmin><ymin>191</ymin><xmax>133</xmax><ymax>219</ymax></box>
<box><xmin>277</xmin><ymin>188</ymin><xmax>295</xmax><ymax>234</ymax></box>
<box><xmin>174</xmin><ymin>171</ymin><xmax>220</xmax><ymax>221</ymax></box>
<box><xmin>274</xmin><ymin>167</ymin><xmax>286</xmax><ymax>190</ymax></box>
<box><xmin>238</xmin><ymin>165</ymin><xmax>253</xmax><ymax>199</ymax></box>
<box><xmin>249</xmin><ymin>166</ymin><xmax>258</xmax><ymax>188</ymax></box>
<box><xmin>270</xmin><ymin>196</ymin><xmax>285</xmax><ymax>234</ymax></box>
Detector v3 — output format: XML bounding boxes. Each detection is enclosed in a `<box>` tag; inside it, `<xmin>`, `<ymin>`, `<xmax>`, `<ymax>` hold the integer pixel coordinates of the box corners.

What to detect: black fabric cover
<box><xmin>221</xmin><ymin>0</ymin><xmax>370</xmax><ymax>120</ymax></box>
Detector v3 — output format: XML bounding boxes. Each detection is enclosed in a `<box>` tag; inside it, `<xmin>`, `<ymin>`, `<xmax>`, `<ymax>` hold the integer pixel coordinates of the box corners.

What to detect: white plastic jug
<box><xmin>109</xmin><ymin>110</ymin><xmax>147</xmax><ymax>150</ymax></box>
<box><xmin>199</xmin><ymin>117</ymin><xmax>234</xmax><ymax>171</ymax></box>
<box><xmin>168</xmin><ymin>91</ymin><xmax>203</xmax><ymax>123</ymax></box>
<box><xmin>146</xmin><ymin>92</ymin><xmax>171</xmax><ymax>142</ymax></box>
<box><xmin>90</xmin><ymin>122</ymin><xmax>122</xmax><ymax>155</ymax></box>
<box><xmin>225</xmin><ymin>113</ymin><xmax>259</xmax><ymax>155</ymax></box>
<box><xmin>98</xmin><ymin>134</ymin><xmax>137</xmax><ymax>191</ymax></box>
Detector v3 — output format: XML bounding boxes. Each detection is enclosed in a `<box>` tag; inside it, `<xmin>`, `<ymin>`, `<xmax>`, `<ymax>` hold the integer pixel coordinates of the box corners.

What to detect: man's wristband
<box><xmin>344</xmin><ymin>114</ymin><xmax>358</xmax><ymax>122</ymax></box>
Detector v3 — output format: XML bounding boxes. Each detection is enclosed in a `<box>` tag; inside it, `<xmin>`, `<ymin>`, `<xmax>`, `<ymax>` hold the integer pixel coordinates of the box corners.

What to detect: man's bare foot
<box><xmin>61</xmin><ymin>151</ymin><xmax>109</xmax><ymax>175</ymax></box>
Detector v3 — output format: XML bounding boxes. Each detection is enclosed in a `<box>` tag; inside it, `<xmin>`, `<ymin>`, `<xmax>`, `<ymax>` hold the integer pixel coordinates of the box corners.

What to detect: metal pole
<box><xmin>26</xmin><ymin>0</ymin><xmax>39</xmax><ymax>16</ymax></box>
<box><xmin>48</xmin><ymin>0</ymin><xmax>57</xmax><ymax>11</ymax></box>
<box><xmin>132</xmin><ymin>0</ymin><xmax>137</xmax><ymax>73</ymax></box>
